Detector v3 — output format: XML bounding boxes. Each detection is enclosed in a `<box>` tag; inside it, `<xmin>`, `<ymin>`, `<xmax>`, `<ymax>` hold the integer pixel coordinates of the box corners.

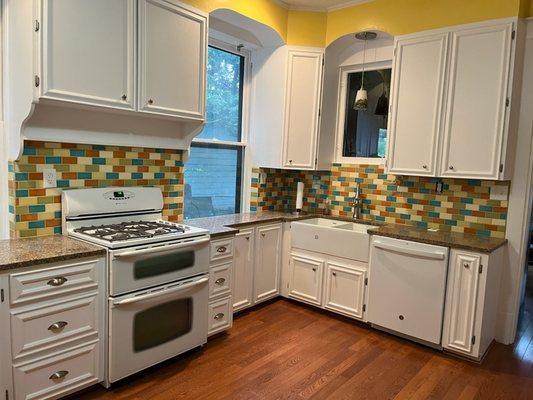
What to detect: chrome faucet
<box><xmin>352</xmin><ymin>183</ymin><xmax>362</xmax><ymax>219</ymax></box>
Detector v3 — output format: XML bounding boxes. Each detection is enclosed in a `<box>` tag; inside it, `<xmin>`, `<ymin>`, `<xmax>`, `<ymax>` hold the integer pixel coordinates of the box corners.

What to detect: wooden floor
<box><xmin>77</xmin><ymin>279</ymin><xmax>533</xmax><ymax>400</ymax></box>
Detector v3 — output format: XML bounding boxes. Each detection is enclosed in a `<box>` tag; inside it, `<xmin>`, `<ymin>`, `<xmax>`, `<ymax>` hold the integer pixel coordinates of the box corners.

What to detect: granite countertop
<box><xmin>187</xmin><ymin>212</ymin><xmax>381</xmax><ymax>238</ymax></box>
<box><xmin>188</xmin><ymin>211</ymin><xmax>507</xmax><ymax>253</ymax></box>
<box><xmin>368</xmin><ymin>224</ymin><xmax>507</xmax><ymax>253</ymax></box>
<box><xmin>0</xmin><ymin>236</ymin><xmax>106</xmax><ymax>272</ymax></box>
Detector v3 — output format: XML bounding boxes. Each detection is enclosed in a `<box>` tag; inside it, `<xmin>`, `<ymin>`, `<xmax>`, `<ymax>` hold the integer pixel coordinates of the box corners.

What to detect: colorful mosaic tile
<box><xmin>250</xmin><ymin>164</ymin><xmax>509</xmax><ymax>239</ymax></box>
<box><xmin>8</xmin><ymin>141</ymin><xmax>184</xmax><ymax>238</ymax></box>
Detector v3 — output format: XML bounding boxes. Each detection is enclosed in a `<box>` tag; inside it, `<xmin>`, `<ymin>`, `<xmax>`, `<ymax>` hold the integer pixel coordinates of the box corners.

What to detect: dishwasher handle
<box><xmin>373</xmin><ymin>241</ymin><xmax>446</xmax><ymax>260</ymax></box>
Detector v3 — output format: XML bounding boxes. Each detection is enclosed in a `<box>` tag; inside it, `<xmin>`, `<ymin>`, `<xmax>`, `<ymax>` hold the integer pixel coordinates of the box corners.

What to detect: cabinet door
<box><xmin>442</xmin><ymin>251</ymin><xmax>482</xmax><ymax>356</ymax></box>
<box><xmin>254</xmin><ymin>224</ymin><xmax>282</xmax><ymax>303</ymax></box>
<box><xmin>288</xmin><ymin>253</ymin><xmax>323</xmax><ymax>306</ymax></box>
<box><xmin>233</xmin><ymin>228</ymin><xmax>254</xmax><ymax>312</ymax></box>
<box><xmin>138</xmin><ymin>0</ymin><xmax>207</xmax><ymax>119</ymax></box>
<box><xmin>282</xmin><ymin>50</ymin><xmax>323</xmax><ymax>170</ymax></box>
<box><xmin>323</xmin><ymin>261</ymin><xmax>366</xmax><ymax>319</ymax></box>
<box><xmin>439</xmin><ymin>23</ymin><xmax>513</xmax><ymax>179</ymax></box>
<box><xmin>387</xmin><ymin>33</ymin><xmax>448</xmax><ymax>176</ymax></box>
<box><xmin>40</xmin><ymin>0</ymin><xmax>135</xmax><ymax>110</ymax></box>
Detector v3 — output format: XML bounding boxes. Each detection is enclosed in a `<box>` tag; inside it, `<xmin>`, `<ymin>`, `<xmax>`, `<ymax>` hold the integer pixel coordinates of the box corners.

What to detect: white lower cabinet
<box><xmin>0</xmin><ymin>257</ymin><xmax>106</xmax><ymax>400</ymax></box>
<box><xmin>232</xmin><ymin>228</ymin><xmax>255</xmax><ymax>312</ymax></box>
<box><xmin>323</xmin><ymin>261</ymin><xmax>366</xmax><ymax>319</ymax></box>
<box><xmin>442</xmin><ymin>248</ymin><xmax>504</xmax><ymax>360</ymax></box>
<box><xmin>208</xmin><ymin>237</ymin><xmax>234</xmax><ymax>336</ymax></box>
<box><xmin>288</xmin><ymin>253</ymin><xmax>323</xmax><ymax>306</ymax></box>
<box><xmin>288</xmin><ymin>248</ymin><xmax>368</xmax><ymax>321</ymax></box>
<box><xmin>254</xmin><ymin>224</ymin><xmax>282</xmax><ymax>303</ymax></box>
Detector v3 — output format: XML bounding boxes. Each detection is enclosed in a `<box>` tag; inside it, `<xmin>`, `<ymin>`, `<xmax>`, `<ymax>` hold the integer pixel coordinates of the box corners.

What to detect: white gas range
<box><xmin>62</xmin><ymin>187</ymin><xmax>211</xmax><ymax>385</ymax></box>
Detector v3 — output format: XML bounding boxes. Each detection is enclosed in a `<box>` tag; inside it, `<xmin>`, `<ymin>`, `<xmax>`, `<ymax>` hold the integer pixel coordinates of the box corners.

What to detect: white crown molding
<box><xmin>270</xmin><ymin>0</ymin><xmax>373</xmax><ymax>12</ymax></box>
<box><xmin>327</xmin><ymin>0</ymin><xmax>372</xmax><ymax>11</ymax></box>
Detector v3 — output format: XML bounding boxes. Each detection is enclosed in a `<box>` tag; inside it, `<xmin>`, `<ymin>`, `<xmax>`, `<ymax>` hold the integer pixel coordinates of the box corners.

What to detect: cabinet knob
<box><xmin>48</xmin><ymin>321</ymin><xmax>68</xmax><ymax>333</ymax></box>
<box><xmin>312</xmin><ymin>267</ymin><xmax>316</xmax><ymax>272</ymax></box>
<box><xmin>463</xmin><ymin>263</ymin><xmax>470</xmax><ymax>269</ymax></box>
<box><xmin>121</xmin><ymin>94</ymin><xmax>127</xmax><ymax>101</ymax></box>
<box><xmin>289</xmin><ymin>160</ymin><xmax>293</xmax><ymax>164</ymax></box>
<box><xmin>399</xmin><ymin>315</ymin><xmax>405</xmax><ymax>321</ymax></box>
<box><xmin>449</xmin><ymin>165</ymin><xmax>454</xmax><ymax>170</ymax></box>
<box><xmin>214</xmin><ymin>313</ymin><xmax>224</xmax><ymax>320</ymax></box>
<box><xmin>332</xmin><ymin>272</ymin><xmax>337</xmax><ymax>276</ymax></box>
<box><xmin>148</xmin><ymin>99</ymin><xmax>154</xmax><ymax>105</ymax></box>
<box><xmin>215</xmin><ymin>277</ymin><xmax>226</xmax><ymax>286</ymax></box>
<box><xmin>422</xmin><ymin>165</ymin><xmax>427</xmax><ymax>169</ymax></box>
<box><xmin>261</xmin><ymin>233</ymin><xmax>266</xmax><ymax>237</ymax></box>
<box><xmin>47</xmin><ymin>277</ymin><xmax>67</xmax><ymax>287</ymax></box>
<box><xmin>245</xmin><ymin>237</ymin><xmax>250</xmax><ymax>241</ymax></box>
<box><xmin>49</xmin><ymin>370</ymin><xmax>69</xmax><ymax>381</ymax></box>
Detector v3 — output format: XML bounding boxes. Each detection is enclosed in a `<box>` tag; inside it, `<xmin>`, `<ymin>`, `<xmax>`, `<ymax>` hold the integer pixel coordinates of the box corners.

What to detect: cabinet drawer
<box><xmin>9</xmin><ymin>259</ymin><xmax>100</xmax><ymax>305</ymax></box>
<box><xmin>13</xmin><ymin>341</ymin><xmax>100</xmax><ymax>400</ymax></box>
<box><xmin>209</xmin><ymin>262</ymin><xmax>232</xmax><ymax>300</ymax></box>
<box><xmin>210</xmin><ymin>238</ymin><xmax>234</xmax><ymax>262</ymax></box>
<box><xmin>11</xmin><ymin>294</ymin><xmax>99</xmax><ymax>361</ymax></box>
<box><xmin>208</xmin><ymin>297</ymin><xmax>232</xmax><ymax>336</ymax></box>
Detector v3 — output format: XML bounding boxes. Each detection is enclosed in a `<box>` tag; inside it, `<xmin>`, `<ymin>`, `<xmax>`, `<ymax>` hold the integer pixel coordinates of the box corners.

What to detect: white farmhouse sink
<box><xmin>291</xmin><ymin>218</ymin><xmax>370</xmax><ymax>262</ymax></box>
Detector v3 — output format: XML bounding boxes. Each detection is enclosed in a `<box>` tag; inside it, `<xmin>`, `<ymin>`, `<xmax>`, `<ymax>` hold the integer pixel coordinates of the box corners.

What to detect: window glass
<box><xmin>343</xmin><ymin>68</ymin><xmax>391</xmax><ymax>158</ymax></box>
<box><xmin>197</xmin><ymin>46</ymin><xmax>244</xmax><ymax>142</ymax></box>
<box><xmin>185</xmin><ymin>145</ymin><xmax>242</xmax><ymax>219</ymax></box>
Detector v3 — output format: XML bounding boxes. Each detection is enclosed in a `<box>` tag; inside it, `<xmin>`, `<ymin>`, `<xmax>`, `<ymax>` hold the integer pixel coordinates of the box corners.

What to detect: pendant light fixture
<box><xmin>353</xmin><ymin>31</ymin><xmax>377</xmax><ymax>111</ymax></box>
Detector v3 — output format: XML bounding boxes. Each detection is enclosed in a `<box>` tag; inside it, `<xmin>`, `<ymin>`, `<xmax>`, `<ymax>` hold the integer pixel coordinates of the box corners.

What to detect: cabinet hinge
<box><xmin>315</xmin><ymin>157</ymin><xmax>318</xmax><ymax>167</ymax></box>
<box><xmin>250</xmin><ymin>62</ymin><xmax>254</xmax><ymax>70</ymax></box>
<box><xmin>34</xmin><ymin>20</ymin><xmax>40</xmax><ymax>32</ymax></box>
<box><xmin>506</xmin><ymin>98</ymin><xmax>510</xmax><ymax>107</ymax></box>
<box><xmin>363</xmin><ymin>304</ymin><xmax>366</xmax><ymax>312</ymax></box>
<box><xmin>364</xmin><ymin>277</ymin><xmax>368</xmax><ymax>286</ymax></box>
<box><xmin>512</xmin><ymin>30</ymin><xmax>516</xmax><ymax>40</ymax></box>
<box><xmin>5</xmin><ymin>389</ymin><xmax>8</xmax><ymax>400</ymax></box>
<box><xmin>34</xmin><ymin>75</ymin><xmax>40</xmax><ymax>87</ymax></box>
<box><xmin>322</xmin><ymin>57</ymin><xmax>324</xmax><ymax>66</ymax></box>
<box><xmin>393</xmin><ymin>47</ymin><xmax>397</xmax><ymax>56</ymax></box>
<box><xmin>471</xmin><ymin>335</ymin><xmax>476</xmax><ymax>345</ymax></box>
<box><xmin>1</xmin><ymin>288</ymin><xmax>4</xmax><ymax>303</ymax></box>
<box><xmin>479</xmin><ymin>264</ymin><xmax>483</xmax><ymax>274</ymax></box>
<box><xmin>499</xmin><ymin>164</ymin><xmax>504</xmax><ymax>173</ymax></box>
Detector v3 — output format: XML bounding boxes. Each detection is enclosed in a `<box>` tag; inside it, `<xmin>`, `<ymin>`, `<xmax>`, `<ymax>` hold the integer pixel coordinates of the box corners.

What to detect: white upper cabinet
<box><xmin>386</xmin><ymin>19</ymin><xmax>520</xmax><ymax>180</ymax></box>
<box><xmin>138</xmin><ymin>0</ymin><xmax>206</xmax><ymax>119</ymax></box>
<box><xmin>387</xmin><ymin>33</ymin><xmax>448</xmax><ymax>176</ymax></box>
<box><xmin>39</xmin><ymin>0</ymin><xmax>135</xmax><ymax>110</ymax></box>
<box><xmin>439</xmin><ymin>23</ymin><xmax>513</xmax><ymax>179</ymax></box>
<box><xmin>282</xmin><ymin>50</ymin><xmax>324</xmax><ymax>169</ymax></box>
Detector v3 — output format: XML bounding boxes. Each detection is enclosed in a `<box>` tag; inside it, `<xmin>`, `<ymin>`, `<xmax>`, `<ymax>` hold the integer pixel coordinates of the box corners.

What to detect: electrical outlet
<box><xmin>43</xmin><ymin>168</ymin><xmax>57</xmax><ymax>188</ymax></box>
<box><xmin>259</xmin><ymin>172</ymin><xmax>267</xmax><ymax>185</ymax></box>
<box><xmin>489</xmin><ymin>185</ymin><xmax>508</xmax><ymax>201</ymax></box>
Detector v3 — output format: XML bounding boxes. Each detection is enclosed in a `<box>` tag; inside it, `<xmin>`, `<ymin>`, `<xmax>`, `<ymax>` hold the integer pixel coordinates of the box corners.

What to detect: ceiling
<box><xmin>278</xmin><ymin>0</ymin><xmax>371</xmax><ymax>11</ymax></box>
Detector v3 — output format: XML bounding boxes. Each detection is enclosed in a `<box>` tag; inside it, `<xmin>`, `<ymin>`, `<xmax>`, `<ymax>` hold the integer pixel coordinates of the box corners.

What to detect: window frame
<box><xmin>334</xmin><ymin>60</ymin><xmax>392</xmax><ymax>165</ymax></box>
<box><xmin>187</xmin><ymin>38</ymin><xmax>251</xmax><ymax>216</ymax></box>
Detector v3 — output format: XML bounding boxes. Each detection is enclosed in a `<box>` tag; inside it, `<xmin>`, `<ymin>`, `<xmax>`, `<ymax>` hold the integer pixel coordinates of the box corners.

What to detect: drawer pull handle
<box><xmin>48</xmin><ymin>321</ymin><xmax>68</xmax><ymax>333</ymax></box>
<box><xmin>47</xmin><ymin>277</ymin><xmax>68</xmax><ymax>287</ymax></box>
<box><xmin>214</xmin><ymin>313</ymin><xmax>224</xmax><ymax>320</ymax></box>
<box><xmin>216</xmin><ymin>246</ymin><xmax>227</xmax><ymax>253</ymax></box>
<box><xmin>49</xmin><ymin>370</ymin><xmax>69</xmax><ymax>381</ymax></box>
<box><xmin>215</xmin><ymin>278</ymin><xmax>226</xmax><ymax>286</ymax></box>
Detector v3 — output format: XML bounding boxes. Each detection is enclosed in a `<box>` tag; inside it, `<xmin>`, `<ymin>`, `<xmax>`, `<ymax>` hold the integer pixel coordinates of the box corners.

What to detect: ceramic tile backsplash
<box><xmin>8</xmin><ymin>141</ymin><xmax>184</xmax><ymax>238</ymax></box>
<box><xmin>251</xmin><ymin>164</ymin><xmax>509</xmax><ymax>238</ymax></box>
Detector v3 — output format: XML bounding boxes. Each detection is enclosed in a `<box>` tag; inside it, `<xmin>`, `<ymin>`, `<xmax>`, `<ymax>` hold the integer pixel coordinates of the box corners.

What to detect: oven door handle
<box><xmin>114</xmin><ymin>237</ymin><xmax>210</xmax><ymax>258</ymax></box>
<box><xmin>112</xmin><ymin>276</ymin><xmax>209</xmax><ymax>306</ymax></box>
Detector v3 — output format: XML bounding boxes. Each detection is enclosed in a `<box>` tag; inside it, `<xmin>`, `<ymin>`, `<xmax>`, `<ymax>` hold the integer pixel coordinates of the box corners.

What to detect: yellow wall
<box><xmin>326</xmin><ymin>0</ymin><xmax>522</xmax><ymax>45</ymax></box>
<box><xmin>182</xmin><ymin>0</ymin><xmax>528</xmax><ymax>48</ymax></box>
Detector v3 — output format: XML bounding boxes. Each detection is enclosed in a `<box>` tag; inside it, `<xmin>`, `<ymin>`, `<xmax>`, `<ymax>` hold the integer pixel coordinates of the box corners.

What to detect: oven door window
<box><xmin>134</xmin><ymin>251</ymin><xmax>195</xmax><ymax>280</ymax></box>
<box><xmin>133</xmin><ymin>298</ymin><xmax>193</xmax><ymax>352</ymax></box>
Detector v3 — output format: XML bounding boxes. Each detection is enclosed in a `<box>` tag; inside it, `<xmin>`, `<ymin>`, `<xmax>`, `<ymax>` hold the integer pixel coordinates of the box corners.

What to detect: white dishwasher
<box><xmin>367</xmin><ymin>236</ymin><xmax>449</xmax><ymax>346</ymax></box>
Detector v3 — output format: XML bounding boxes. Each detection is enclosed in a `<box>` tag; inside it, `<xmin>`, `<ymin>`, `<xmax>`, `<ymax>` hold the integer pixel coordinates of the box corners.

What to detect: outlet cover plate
<box><xmin>43</xmin><ymin>168</ymin><xmax>57</xmax><ymax>188</ymax></box>
<box><xmin>489</xmin><ymin>185</ymin><xmax>508</xmax><ymax>201</ymax></box>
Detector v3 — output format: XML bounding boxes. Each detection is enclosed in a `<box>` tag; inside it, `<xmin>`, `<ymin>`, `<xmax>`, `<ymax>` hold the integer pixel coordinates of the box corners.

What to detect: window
<box><xmin>184</xmin><ymin>44</ymin><xmax>247</xmax><ymax>219</ymax></box>
<box><xmin>337</xmin><ymin>66</ymin><xmax>392</xmax><ymax>163</ymax></box>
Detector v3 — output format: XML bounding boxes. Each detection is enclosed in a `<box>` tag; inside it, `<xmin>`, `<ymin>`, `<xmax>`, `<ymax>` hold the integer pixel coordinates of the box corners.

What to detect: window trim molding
<box><xmin>187</xmin><ymin>37</ymin><xmax>252</xmax><ymax>216</ymax></box>
<box><xmin>334</xmin><ymin>60</ymin><xmax>392</xmax><ymax>165</ymax></box>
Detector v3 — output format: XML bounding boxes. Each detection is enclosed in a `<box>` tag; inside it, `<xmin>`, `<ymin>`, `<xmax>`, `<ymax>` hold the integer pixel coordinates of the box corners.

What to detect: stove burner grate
<box><xmin>74</xmin><ymin>221</ymin><xmax>187</xmax><ymax>242</ymax></box>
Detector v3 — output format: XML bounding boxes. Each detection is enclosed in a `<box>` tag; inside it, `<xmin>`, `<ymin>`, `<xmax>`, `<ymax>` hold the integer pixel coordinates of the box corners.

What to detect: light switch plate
<box><xmin>259</xmin><ymin>172</ymin><xmax>267</xmax><ymax>185</ymax></box>
<box><xmin>43</xmin><ymin>168</ymin><xmax>57</xmax><ymax>188</ymax></box>
<box><xmin>489</xmin><ymin>185</ymin><xmax>508</xmax><ymax>201</ymax></box>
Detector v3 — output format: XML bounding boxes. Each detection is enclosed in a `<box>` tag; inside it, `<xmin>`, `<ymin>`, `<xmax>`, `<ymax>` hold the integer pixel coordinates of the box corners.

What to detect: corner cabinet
<box><xmin>386</xmin><ymin>18</ymin><xmax>522</xmax><ymax>180</ymax></box>
<box><xmin>442</xmin><ymin>247</ymin><xmax>504</xmax><ymax>360</ymax></box>
<box><xmin>138</xmin><ymin>0</ymin><xmax>206</xmax><ymax>119</ymax></box>
<box><xmin>282</xmin><ymin>50</ymin><xmax>324</xmax><ymax>169</ymax></box>
<box><xmin>250</xmin><ymin>46</ymin><xmax>326</xmax><ymax>171</ymax></box>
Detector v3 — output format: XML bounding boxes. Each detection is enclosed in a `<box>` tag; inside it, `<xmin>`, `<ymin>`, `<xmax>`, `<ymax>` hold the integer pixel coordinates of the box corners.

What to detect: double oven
<box><xmin>107</xmin><ymin>235</ymin><xmax>210</xmax><ymax>383</ymax></box>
